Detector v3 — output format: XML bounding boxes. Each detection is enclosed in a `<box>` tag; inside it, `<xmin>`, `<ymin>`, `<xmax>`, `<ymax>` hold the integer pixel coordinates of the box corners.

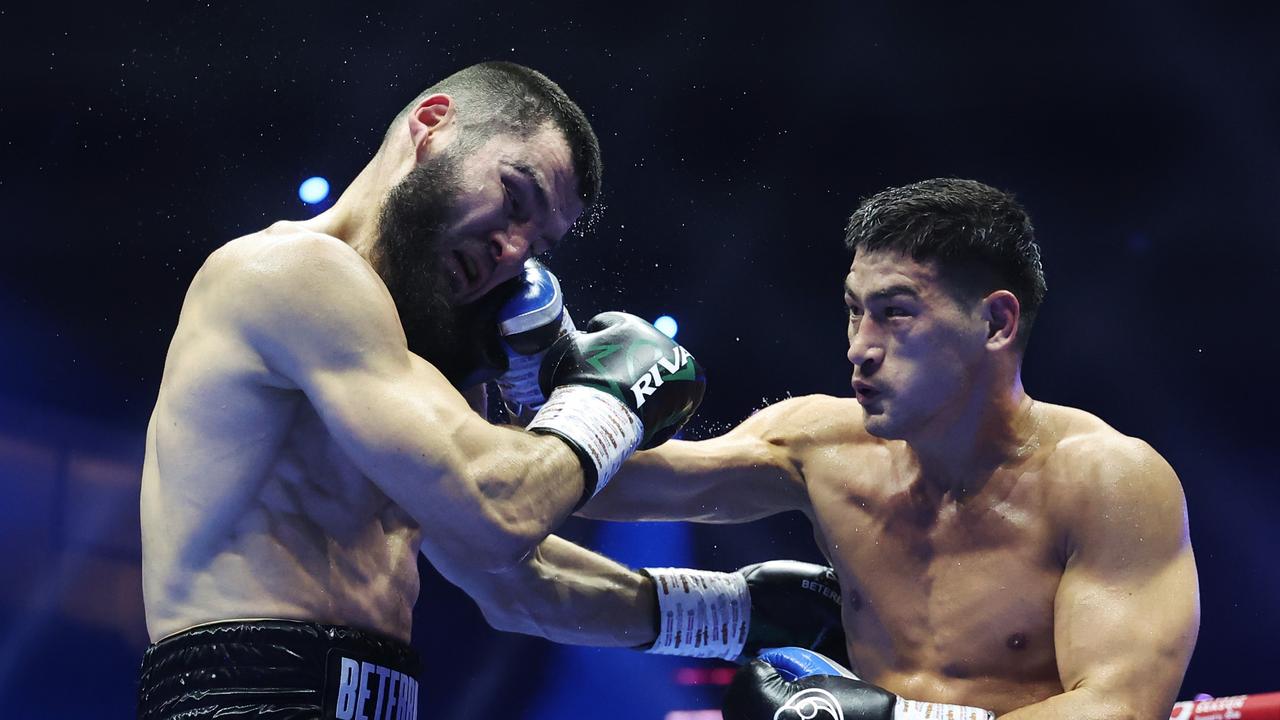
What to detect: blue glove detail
<box><xmin>494</xmin><ymin>259</ymin><xmax>574</xmax><ymax>412</ymax></box>
<box><xmin>757</xmin><ymin>647</ymin><xmax>856</xmax><ymax>682</ymax></box>
<box><xmin>497</xmin><ymin>259</ymin><xmax>567</xmax><ymax>353</ymax></box>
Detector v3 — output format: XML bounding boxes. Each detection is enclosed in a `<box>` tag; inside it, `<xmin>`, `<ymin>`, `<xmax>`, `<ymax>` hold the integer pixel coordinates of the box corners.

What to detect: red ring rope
<box><xmin>1170</xmin><ymin>693</ymin><xmax>1280</xmax><ymax>720</ymax></box>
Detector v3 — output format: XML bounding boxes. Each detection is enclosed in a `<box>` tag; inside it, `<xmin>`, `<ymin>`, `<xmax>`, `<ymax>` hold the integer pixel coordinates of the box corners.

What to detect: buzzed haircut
<box><xmin>388</xmin><ymin>61</ymin><xmax>602</xmax><ymax>209</ymax></box>
<box><xmin>844</xmin><ymin>178</ymin><xmax>1048</xmax><ymax>351</ymax></box>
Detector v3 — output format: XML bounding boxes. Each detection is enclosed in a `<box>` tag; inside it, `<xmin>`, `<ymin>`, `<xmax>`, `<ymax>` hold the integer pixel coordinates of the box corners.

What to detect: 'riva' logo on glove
<box><xmin>630</xmin><ymin>345</ymin><xmax>695</xmax><ymax>407</ymax></box>
<box><xmin>775</xmin><ymin>688</ymin><xmax>844</xmax><ymax>720</ymax></box>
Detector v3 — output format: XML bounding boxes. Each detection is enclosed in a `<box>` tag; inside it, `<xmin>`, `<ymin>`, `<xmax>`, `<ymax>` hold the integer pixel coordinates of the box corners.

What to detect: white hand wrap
<box><xmin>643</xmin><ymin>567</ymin><xmax>751</xmax><ymax>661</ymax></box>
<box><xmin>526</xmin><ymin>384</ymin><xmax>642</xmax><ymax>495</ymax></box>
<box><xmin>894</xmin><ymin>698</ymin><xmax>995</xmax><ymax>720</ymax></box>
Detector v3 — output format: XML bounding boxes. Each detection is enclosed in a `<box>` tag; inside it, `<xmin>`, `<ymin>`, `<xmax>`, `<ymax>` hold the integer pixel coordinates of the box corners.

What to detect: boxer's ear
<box><xmin>982</xmin><ymin>290</ymin><xmax>1020</xmax><ymax>351</ymax></box>
<box><xmin>408</xmin><ymin>94</ymin><xmax>455</xmax><ymax>162</ymax></box>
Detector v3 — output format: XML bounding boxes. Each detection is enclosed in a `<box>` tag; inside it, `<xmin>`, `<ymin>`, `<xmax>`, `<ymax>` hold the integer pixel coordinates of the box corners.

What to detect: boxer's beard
<box><xmin>372</xmin><ymin>151</ymin><xmax>500</xmax><ymax>386</ymax></box>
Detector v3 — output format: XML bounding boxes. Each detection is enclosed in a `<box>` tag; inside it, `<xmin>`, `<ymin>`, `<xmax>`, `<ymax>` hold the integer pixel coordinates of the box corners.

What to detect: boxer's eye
<box><xmin>503</xmin><ymin>178</ymin><xmax>534</xmax><ymax>224</ymax></box>
<box><xmin>884</xmin><ymin>306</ymin><xmax>908</xmax><ymax>318</ymax></box>
<box><xmin>503</xmin><ymin>183</ymin><xmax>522</xmax><ymax>216</ymax></box>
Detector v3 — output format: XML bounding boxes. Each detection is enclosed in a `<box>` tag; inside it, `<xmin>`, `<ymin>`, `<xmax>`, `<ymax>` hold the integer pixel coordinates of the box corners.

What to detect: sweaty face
<box><xmin>373</xmin><ymin>125</ymin><xmax>583</xmax><ymax>384</ymax></box>
<box><xmin>438</xmin><ymin>124</ymin><xmax>584</xmax><ymax>305</ymax></box>
<box><xmin>844</xmin><ymin>250</ymin><xmax>989</xmax><ymax>439</ymax></box>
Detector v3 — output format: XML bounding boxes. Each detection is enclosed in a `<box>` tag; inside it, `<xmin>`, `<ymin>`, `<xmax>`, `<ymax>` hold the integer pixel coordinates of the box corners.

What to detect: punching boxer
<box><xmin>136</xmin><ymin>62</ymin><xmax>706</xmax><ymax>719</ymax></box>
<box><xmin>451</xmin><ymin>179</ymin><xmax>1200</xmax><ymax>720</ymax></box>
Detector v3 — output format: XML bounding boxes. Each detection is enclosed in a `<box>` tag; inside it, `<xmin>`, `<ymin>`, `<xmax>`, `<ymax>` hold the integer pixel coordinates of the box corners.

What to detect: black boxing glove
<box><xmin>737</xmin><ymin>561</ymin><xmax>846</xmax><ymax>661</ymax></box>
<box><xmin>526</xmin><ymin>311</ymin><xmax>705</xmax><ymax>503</ymax></box>
<box><xmin>723</xmin><ymin>648</ymin><xmax>994</xmax><ymax>720</ymax></box>
<box><xmin>642</xmin><ymin>561</ymin><xmax>846</xmax><ymax>663</ymax></box>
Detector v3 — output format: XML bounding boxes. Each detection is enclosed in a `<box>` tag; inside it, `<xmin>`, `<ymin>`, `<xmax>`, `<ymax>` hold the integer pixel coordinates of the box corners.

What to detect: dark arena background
<box><xmin>2</xmin><ymin>3</ymin><xmax>1278</xmax><ymax>718</ymax></box>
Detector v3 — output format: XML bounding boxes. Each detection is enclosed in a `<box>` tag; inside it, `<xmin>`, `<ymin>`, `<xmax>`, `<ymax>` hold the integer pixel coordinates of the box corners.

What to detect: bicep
<box><xmin>1053</xmin><ymin>452</ymin><xmax>1199</xmax><ymax>716</ymax></box>
<box><xmin>304</xmin><ymin>351</ymin><xmax>494</xmax><ymax>512</ymax></box>
<box><xmin>231</xmin><ymin>235</ymin><xmax>583</xmax><ymax>566</ymax></box>
<box><xmin>291</xmin><ymin>306</ymin><xmax>583</xmax><ymax>568</ymax></box>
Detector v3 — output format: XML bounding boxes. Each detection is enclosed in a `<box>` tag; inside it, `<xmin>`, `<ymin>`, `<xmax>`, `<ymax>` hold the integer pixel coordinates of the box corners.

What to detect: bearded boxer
<box><xmin>450</xmin><ymin>179</ymin><xmax>1199</xmax><ymax>720</ymax></box>
<box><xmin>136</xmin><ymin>62</ymin><xmax>707</xmax><ymax>719</ymax></box>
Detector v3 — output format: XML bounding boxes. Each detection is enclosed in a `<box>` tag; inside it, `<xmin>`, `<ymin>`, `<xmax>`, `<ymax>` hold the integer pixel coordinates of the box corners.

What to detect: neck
<box><xmin>300</xmin><ymin>148</ymin><xmax>405</xmax><ymax>262</ymax></box>
<box><xmin>906</xmin><ymin>369</ymin><xmax>1037</xmax><ymax>496</ymax></box>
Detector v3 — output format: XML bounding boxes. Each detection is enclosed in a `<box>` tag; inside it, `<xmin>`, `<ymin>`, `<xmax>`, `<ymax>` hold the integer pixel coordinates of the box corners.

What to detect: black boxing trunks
<box><xmin>137</xmin><ymin>619</ymin><xmax>421</xmax><ymax>720</ymax></box>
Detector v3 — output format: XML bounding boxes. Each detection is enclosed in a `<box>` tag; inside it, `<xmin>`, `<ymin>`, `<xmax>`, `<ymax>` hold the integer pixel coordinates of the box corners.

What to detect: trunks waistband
<box><xmin>137</xmin><ymin>619</ymin><xmax>422</xmax><ymax>720</ymax></box>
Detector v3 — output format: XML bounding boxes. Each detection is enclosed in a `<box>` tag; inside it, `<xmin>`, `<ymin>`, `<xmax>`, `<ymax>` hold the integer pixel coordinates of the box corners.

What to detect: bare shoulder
<box><xmin>1043</xmin><ymin>403</ymin><xmax>1177</xmax><ymax>488</ymax></box>
<box><xmin>185</xmin><ymin>223</ymin><xmax>405</xmax><ymax>380</ymax></box>
<box><xmin>1039</xmin><ymin>403</ymin><xmax>1187</xmax><ymax>551</ymax></box>
<box><xmin>202</xmin><ymin>225</ymin><xmax>395</xmax><ymax>332</ymax></box>
<box><xmin>736</xmin><ymin>393</ymin><xmax>872</xmax><ymax>448</ymax></box>
<box><xmin>197</xmin><ymin>223</ymin><xmax>385</xmax><ymax>307</ymax></box>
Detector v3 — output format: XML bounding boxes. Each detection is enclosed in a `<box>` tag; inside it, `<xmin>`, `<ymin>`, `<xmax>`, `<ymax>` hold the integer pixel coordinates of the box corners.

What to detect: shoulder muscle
<box><xmin>1054</xmin><ymin>430</ymin><xmax>1189</xmax><ymax>572</ymax></box>
<box><xmin>201</xmin><ymin>231</ymin><xmax>407</xmax><ymax>385</ymax></box>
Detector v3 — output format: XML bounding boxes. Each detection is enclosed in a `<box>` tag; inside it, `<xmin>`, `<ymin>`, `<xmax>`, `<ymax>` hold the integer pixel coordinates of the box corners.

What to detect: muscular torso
<box><xmin>786</xmin><ymin>397</ymin><xmax>1104</xmax><ymax>715</ymax></box>
<box><xmin>141</xmin><ymin>228</ymin><xmax>422</xmax><ymax>643</ymax></box>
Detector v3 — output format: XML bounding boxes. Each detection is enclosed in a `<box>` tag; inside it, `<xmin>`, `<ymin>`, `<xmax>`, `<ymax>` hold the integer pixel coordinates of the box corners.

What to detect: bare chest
<box><xmin>802</xmin><ymin>447</ymin><xmax>1065</xmax><ymax>683</ymax></box>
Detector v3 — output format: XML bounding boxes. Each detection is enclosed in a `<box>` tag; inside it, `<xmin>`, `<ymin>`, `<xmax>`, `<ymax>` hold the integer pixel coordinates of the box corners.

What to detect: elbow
<box><xmin>462</xmin><ymin>501</ymin><xmax>551</xmax><ymax>574</ymax></box>
<box><xmin>428</xmin><ymin>497</ymin><xmax>546</xmax><ymax>574</ymax></box>
<box><xmin>482</xmin><ymin>491</ymin><xmax>557</xmax><ymax>573</ymax></box>
<box><xmin>458</xmin><ymin>459</ymin><xmax>564</xmax><ymax>573</ymax></box>
<box><xmin>477</xmin><ymin>596</ymin><xmax>528</xmax><ymax>634</ymax></box>
<box><xmin>477</xmin><ymin>529</ymin><xmax>542</xmax><ymax>573</ymax></box>
<box><xmin>447</xmin><ymin>511</ymin><xmax>542</xmax><ymax>573</ymax></box>
<box><xmin>474</xmin><ymin>575</ymin><xmax>551</xmax><ymax>639</ymax></box>
<box><xmin>468</xmin><ymin>551</ymin><xmax>547</xmax><ymax>638</ymax></box>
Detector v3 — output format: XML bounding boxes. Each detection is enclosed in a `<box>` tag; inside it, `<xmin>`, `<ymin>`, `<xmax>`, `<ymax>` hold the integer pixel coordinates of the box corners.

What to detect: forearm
<box><xmin>453</xmin><ymin>535</ymin><xmax>658</xmax><ymax>647</ymax></box>
<box><xmin>999</xmin><ymin>687</ymin><xmax>1159</xmax><ymax>720</ymax></box>
<box><xmin>581</xmin><ymin>436</ymin><xmax>801</xmax><ymax>523</ymax></box>
<box><xmin>579</xmin><ymin>442</ymin><xmax>705</xmax><ymax>521</ymax></box>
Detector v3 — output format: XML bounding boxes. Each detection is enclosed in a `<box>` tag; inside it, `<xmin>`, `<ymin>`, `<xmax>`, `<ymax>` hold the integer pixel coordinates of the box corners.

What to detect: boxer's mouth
<box><xmin>853</xmin><ymin>380</ymin><xmax>880</xmax><ymax>402</ymax></box>
<box><xmin>450</xmin><ymin>248</ymin><xmax>491</xmax><ymax>303</ymax></box>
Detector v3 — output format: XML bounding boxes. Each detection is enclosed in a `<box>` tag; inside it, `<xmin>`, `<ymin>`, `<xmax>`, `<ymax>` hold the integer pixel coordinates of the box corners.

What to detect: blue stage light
<box><xmin>654</xmin><ymin>315</ymin><xmax>678</xmax><ymax>339</ymax></box>
<box><xmin>298</xmin><ymin>176</ymin><xmax>330</xmax><ymax>205</ymax></box>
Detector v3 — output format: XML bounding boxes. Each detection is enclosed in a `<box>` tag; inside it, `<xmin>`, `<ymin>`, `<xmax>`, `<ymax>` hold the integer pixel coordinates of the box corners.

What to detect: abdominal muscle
<box><xmin>141</xmin><ymin>380</ymin><xmax>423</xmax><ymax>644</ymax></box>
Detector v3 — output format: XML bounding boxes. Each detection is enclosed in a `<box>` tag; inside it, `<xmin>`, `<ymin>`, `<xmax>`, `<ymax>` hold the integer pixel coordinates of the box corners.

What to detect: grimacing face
<box><xmin>843</xmin><ymin>249</ymin><xmax>992</xmax><ymax>439</ymax></box>
<box><xmin>373</xmin><ymin>124</ymin><xmax>583</xmax><ymax>384</ymax></box>
<box><xmin>436</xmin><ymin>124</ymin><xmax>584</xmax><ymax>305</ymax></box>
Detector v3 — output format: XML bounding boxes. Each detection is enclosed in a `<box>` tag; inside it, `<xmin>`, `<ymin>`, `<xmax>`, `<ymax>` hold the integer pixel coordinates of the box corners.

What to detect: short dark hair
<box><xmin>390</xmin><ymin>61</ymin><xmax>602</xmax><ymax>209</ymax></box>
<box><xmin>844</xmin><ymin>178</ymin><xmax>1047</xmax><ymax>351</ymax></box>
